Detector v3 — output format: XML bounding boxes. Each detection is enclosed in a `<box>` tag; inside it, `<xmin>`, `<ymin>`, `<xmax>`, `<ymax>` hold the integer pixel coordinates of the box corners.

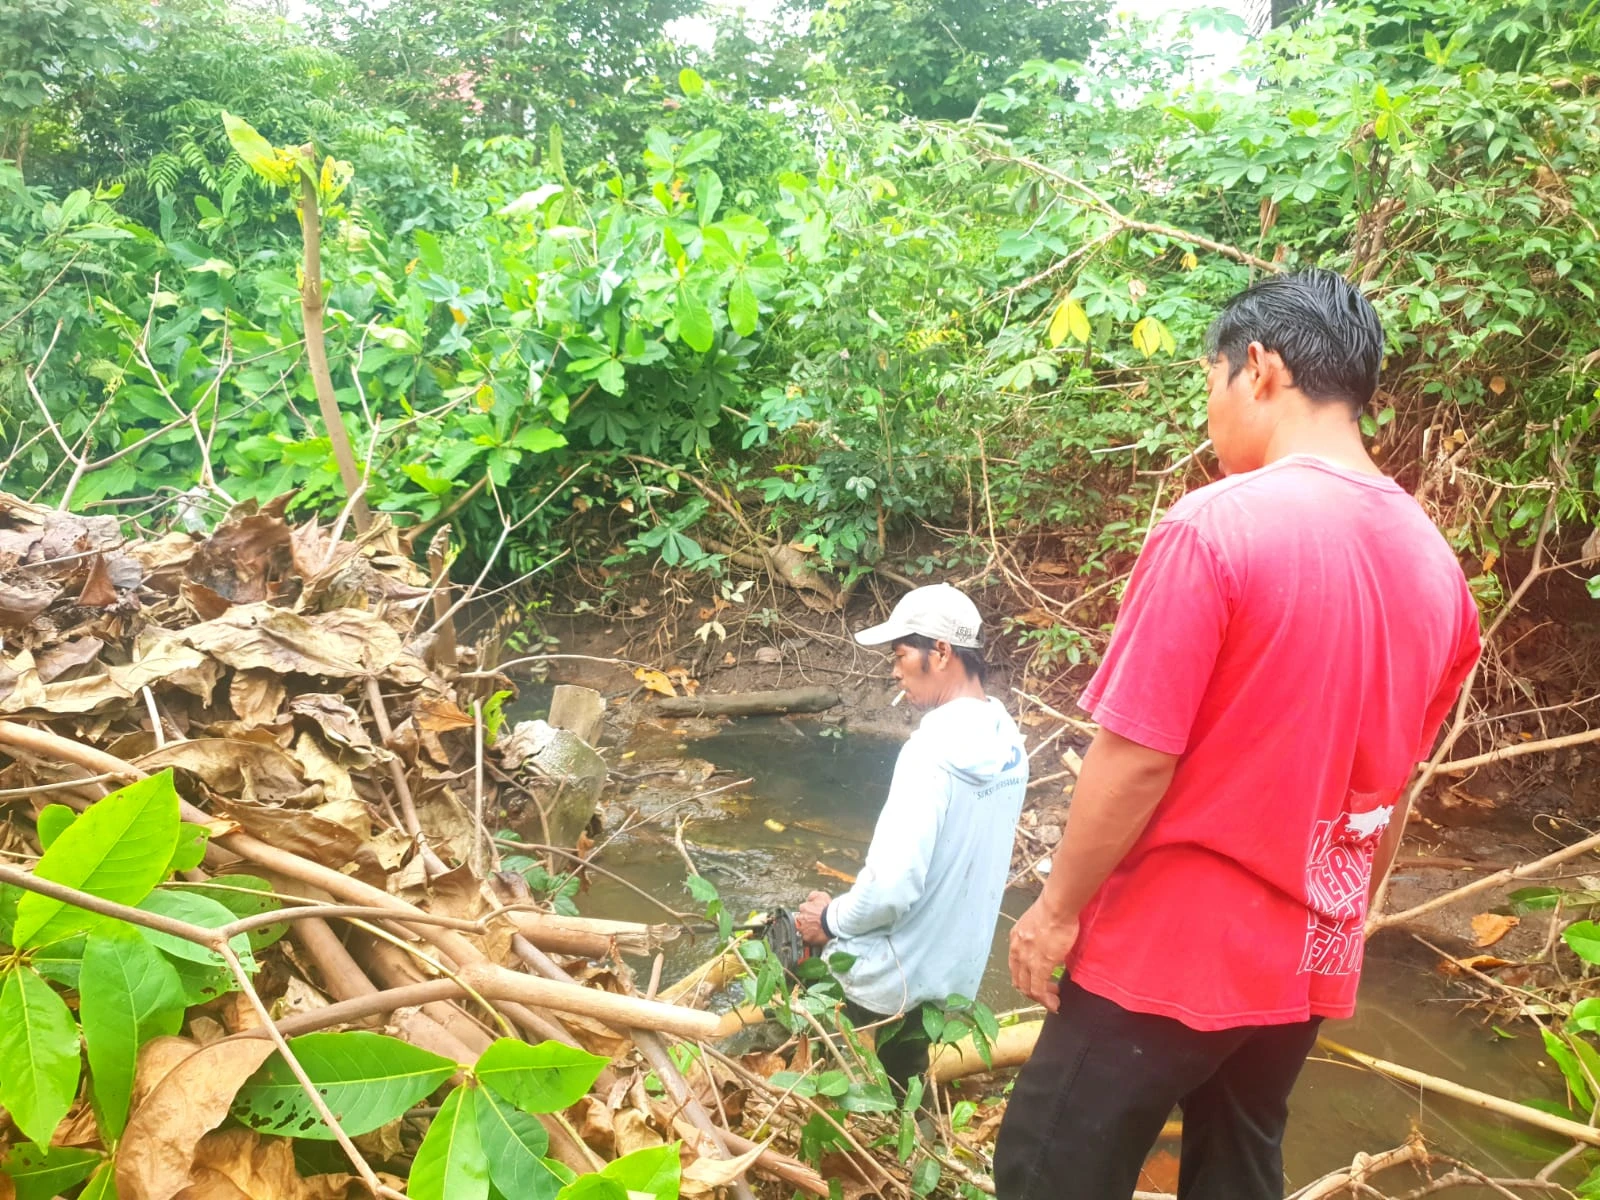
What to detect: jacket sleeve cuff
<box><xmin>820</xmin><ymin>900</ymin><xmax>838</xmax><ymax>940</ymax></box>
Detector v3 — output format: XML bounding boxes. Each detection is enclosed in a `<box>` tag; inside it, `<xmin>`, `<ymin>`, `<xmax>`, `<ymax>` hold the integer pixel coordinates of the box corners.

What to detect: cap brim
<box><xmin>853</xmin><ymin>619</ymin><xmax>909</xmax><ymax>646</ymax></box>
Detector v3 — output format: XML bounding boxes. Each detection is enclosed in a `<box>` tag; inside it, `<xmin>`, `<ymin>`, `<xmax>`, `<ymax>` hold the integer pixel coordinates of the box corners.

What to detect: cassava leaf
<box><xmin>675</xmin><ymin>287</ymin><xmax>714</xmax><ymax>353</ymax></box>
<box><xmin>0</xmin><ymin>966</ymin><xmax>82</xmax><ymax>1146</ymax></box>
<box><xmin>0</xmin><ymin>1144</ymin><xmax>101</xmax><ymax>1200</ymax></box>
<box><xmin>13</xmin><ymin>770</ymin><xmax>181</xmax><ymax>949</ymax></box>
<box><xmin>232</xmin><ymin>1030</ymin><xmax>457</xmax><ymax>1139</ymax></box>
<box><xmin>409</xmin><ymin>1085</ymin><xmax>490</xmax><ymax>1200</ymax></box>
<box><xmin>80</xmin><ymin>923</ymin><xmax>186</xmax><ymax>1139</ymax></box>
<box><xmin>35</xmin><ymin>804</ymin><xmax>77</xmax><ymax>849</ymax></box>
<box><xmin>475</xmin><ymin>1039</ymin><xmax>609</xmax><ymax>1115</ymax></box>
<box><xmin>728</xmin><ymin>275</ymin><xmax>758</xmax><ymax>337</ymax></box>
<box><xmin>476</xmin><ymin>1084</ymin><xmax>568</xmax><ymax>1200</ymax></box>
<box><xmin>135</xmin><ymin>889</ymin><xmax>256</xmax><ymax>972</ymax></box>
<box><xmin>601</xmin><ymin>1142</ymin><xmax>681</xmax><ymax>1200</ymax></box>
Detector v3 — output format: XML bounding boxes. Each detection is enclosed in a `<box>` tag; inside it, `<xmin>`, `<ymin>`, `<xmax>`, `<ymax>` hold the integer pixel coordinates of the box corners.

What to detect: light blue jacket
<box><xmin>823</xmin><ymin>696</ymin><xmax>1028</xmax><ymax>1014</ymax></box>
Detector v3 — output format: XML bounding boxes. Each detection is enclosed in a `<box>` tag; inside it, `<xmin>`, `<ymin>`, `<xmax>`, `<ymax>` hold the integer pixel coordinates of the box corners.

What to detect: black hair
<box><xmin>1204</xmin><ymin>268</ymin><xmax>1384</xmax><ymax>415</ymax></box>
<box><xmin>892</xmin><ymin>633</ymin><xmax>987</xmax><ymax>685</ymax></box>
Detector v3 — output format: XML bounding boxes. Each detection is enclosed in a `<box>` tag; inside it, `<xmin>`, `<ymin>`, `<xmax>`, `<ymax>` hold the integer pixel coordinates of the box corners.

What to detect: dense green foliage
<box><xmin>4</xmin><ymin>0</ymin><xmax>1599</xmax><ymax>646</ymax></box>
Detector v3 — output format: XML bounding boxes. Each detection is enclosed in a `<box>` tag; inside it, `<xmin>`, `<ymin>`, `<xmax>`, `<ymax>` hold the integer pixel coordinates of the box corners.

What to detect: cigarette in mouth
<box><xmin>891</xmin><ymin>690</ymin><xmax>906</xmax><ymax>707</ymax></box>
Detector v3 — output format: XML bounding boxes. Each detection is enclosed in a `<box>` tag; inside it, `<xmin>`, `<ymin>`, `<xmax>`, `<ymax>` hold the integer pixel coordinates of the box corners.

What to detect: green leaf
<box><xmin>1509</xmin><ymin>886</ymin><xmax>1563</xmax><ymax>912</ymax></box>
<box><xmin>698</xmin><ymin>170</ymin><xmax>724</xmax><ymax>227</ymax></box>
<box><xmin>14</xmin><ymin>771</ymin><xmax>181</xmax><ymax>949</ymax></box>
<box><xmin>0</xmin><ymin>967</ymin><xmax>82</xmax><ymax>1146</ymax></box>
<box><xmin>678</xmin><ymin>67</ymin><xmax>704</xmax><ymax>97</ymax></box>
<box><xmin>409</xmin><ymin>1086</ymin><xmax>491</xmax><ymax>1200</ymax></box>
<box><xmin>1565</xmin><ymin>920</ymin><xmax>1600</xmax><ymax>965</ymax></box>
<box><xmin>911</xmin><ymin>1158</ymin><xmax>941</xmax><ymax>1196</ymax></box>
<box><xmin>415</xmin><ymin>228</ymin><xmax>446</xmax><ymax>273</ymax></box>
<box><xmin>477</xmin><ymin>1085</ymin><xmax>569</xmax><ymax>1200</ymax></box>
<box><xmin>677</xmin><ymin>130</ymin><xmax>723</xmax><ymax>167</ymax></box>
<box><xmin>0</xmin><ymin>1144</ymin><xmax>101</xmax><ymax>1200</ymax></box>
<box><xmin>475</xmin><ymin>1039</ymin><xmax>609</xmax><ymax>1115</ymax></box>
<box><xmin>35</xmin><ymin>804</ymin><xmax>77</xmax><ymax>849</ymax></box>
<box><xmin>675</xmin><ymin>287</ymin><xmax>715</xmax><ymax>354</ymax></box>
<box><xmin>30</xmin><ymin>936</ymin><xmax>86</xmax><ymax>989</ymax></box>
<box><xmin>167</xmin><ymin>822</ymin><xmax>211</xmax><ymax>873</ymax></box>
<box><xmin>601</xmin><ymin>1143</ymin><xmax>681</xmax><ymax>1200</ymax></box>
<box><xmin>81</xmin><ymin>924</ymin><xmax>186</xmax><ymax>1139</ymax></box>
<box><xmin>1571</xmin><ymin>997</ymin><xmax>1600</xmax><ymax>1034</ymax></box>
<box><xmin>222</xmin><ymin>112</ymin><xmax>290</xmax><ymax>186</ymax></box>
<box><xmin>558</xmin><ymin>1176</ymin><xmax>628</xmax><ymax>1200</ymax></box>
<box><xmin>728</xmin><ymin>276</ymin><xmax>758</xmax><ymax>337</ymax></box>
<box><xmin>172</xmin><ymin>875</ymin><xmax>287</xmax><ymax>951</ymax></box>
<box><xmin>1544</xmin><ymin>1028</ymin><xmax>1596</xmax><ymax>1111</ymax></box>
<box><xmin>136</xmin><ymin>889</ymin><xmax>256</xmax><ymax>972</ymax></box>
<box><xmin>77</xmin><ymin>1161</ymin><xmax>118</xmax><ymax>1200</ymax></box>
<box><xmin>233</xmin><ymin>1030</ymin><xmax>458</xmax><ymax>1139</ymax></box>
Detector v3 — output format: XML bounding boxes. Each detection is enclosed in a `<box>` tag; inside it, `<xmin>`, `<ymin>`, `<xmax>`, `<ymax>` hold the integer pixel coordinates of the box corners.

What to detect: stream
<box><xmin>552</xmin><ymin>714</ymin><xmax>1580</xmax><ymax>1192</ymax></box>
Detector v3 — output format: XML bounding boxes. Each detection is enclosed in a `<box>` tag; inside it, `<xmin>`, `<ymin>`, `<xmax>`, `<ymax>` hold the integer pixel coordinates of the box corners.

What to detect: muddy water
<box><xmin>569</xmin><ymin>719</ymin><xmax>1581</xmax><ymax>1192</ymax></box>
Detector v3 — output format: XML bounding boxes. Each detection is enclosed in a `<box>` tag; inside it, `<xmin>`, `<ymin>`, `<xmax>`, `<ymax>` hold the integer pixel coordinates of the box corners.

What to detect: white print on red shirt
<box><xmin>1299</xmin><ymin>804</ymin><xmax>1393</xmax><ymax>976</ymax></box>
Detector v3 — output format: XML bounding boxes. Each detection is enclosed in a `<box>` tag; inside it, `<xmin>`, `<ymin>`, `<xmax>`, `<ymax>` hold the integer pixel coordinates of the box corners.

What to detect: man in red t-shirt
<box><xmin>995</xmin><ymin>269</ymin><xmax>1480</xmax><ymax>1199</ymax></box>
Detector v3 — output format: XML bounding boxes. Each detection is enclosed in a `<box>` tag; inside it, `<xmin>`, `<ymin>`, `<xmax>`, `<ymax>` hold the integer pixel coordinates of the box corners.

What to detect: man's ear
<box><xmin>1246</xmin><ymin>341</ymin><xmax>1292</xmax><ymax>400</ymax></box>
<box><xmin>932</xmin><ymin>639</ymin><xmax>954</xmax><ymax>668</ymax></box>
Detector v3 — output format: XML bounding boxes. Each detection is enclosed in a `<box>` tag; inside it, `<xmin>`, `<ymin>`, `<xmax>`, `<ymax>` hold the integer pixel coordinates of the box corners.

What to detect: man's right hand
<box><xmin>795</xmin><ymin>890</ymin><xmax>832</xmax><ymax>947</ymax></box>
<box><xmin>1009</xmin><ymin>899</ymin><xmax>1080</xmax><ymax>1013</ymax></box>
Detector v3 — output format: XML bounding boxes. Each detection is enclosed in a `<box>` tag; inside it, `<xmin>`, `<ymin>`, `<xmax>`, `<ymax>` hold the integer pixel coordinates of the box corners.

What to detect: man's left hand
<box><xmin>796</xmin><ymin>890</ymin><xmax>832</xmax><ymax>946</ymax></box>
<box><xmin>1009</xmin><ymin>899</ymin><xmax>1080</xmax><ymax>1013</ymax></box>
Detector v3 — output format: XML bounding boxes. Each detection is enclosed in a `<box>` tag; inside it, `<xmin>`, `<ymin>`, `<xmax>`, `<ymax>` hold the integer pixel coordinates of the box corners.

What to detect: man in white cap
<box><xmin>794</xmin><ymin>583</ymin><xmax>1029</xmax><ymax>1089</ymax></box>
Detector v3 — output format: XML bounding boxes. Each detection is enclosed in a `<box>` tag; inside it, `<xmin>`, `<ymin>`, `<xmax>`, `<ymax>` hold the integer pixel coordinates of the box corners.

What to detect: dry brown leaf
<box><xmin>1489</xmin><ymin>375</ymin><xmax>1508</xmax><ymax>396</ymax></box>
<box><xmin>211</xmin><ymin>799</ymin><xmax>365</xmax><ymax>868</ymax></box>
<box><xmin>78</xmin><ymin>553</ymin><xmax>120</xmax><ymax>607</ymax></box>
<box><xmin>412</xmin><ymin>694</ymin><xmax>475</xmax><ymax>733</ymax></box>
<box><xmin>291</xmin><ymin>731</ymin><xmax>358</xmax><ymax>804</ymax></box>
<box><xmin>179</xmin><ymin>603</ymin><xmax>404</xmax><ymax>679</ymax></box>
<box><xmin>683</xmin><ymin>1138</ymin><xmax>769</xmax><ymax>1188</ymax></box>
<box><xmin>634</xmin><ymin>668</ymin><xmax>678</xmax><ymax>698</ymax></box>
<box><xmin>175</xmin><ymin>1128</ymin><xmax>355</xmax><ymax>1200</ymax></box>
<box><xmin>575</xmin><ymin>1095</ymin><xmax>617</xmax><ymax>1158</ymax></box>
<box><xmin>289</xmin><ymin>693</ymin><xmax>381</xmax><ymax>761</ymax></box>
<box><xmin>1471</xmin><ymin>912</ymin><xmax>1519</xmax><ymax>948</ymax></box>
<box><xmin>0</xmin><ymin>577</ymin><xmax>60</xmax><ymax>627</ymax></box>
<box><xmin>34</xmin><ymin>635</ymin><xmax>105</xmax><ymax>683</ymax></box>
<box><xmin>185</xmin><ymin>503</ymin><xmax>293</xmax><ymax>605</ymax></box>
<box><xmin>230</xmin><ymin>669</ymin><xmax>287</xmax><ymax>727</ymax></box>
<box><xmin>139</xmin><ymin>738</ymin><xmax>315</xmax><ymax>807</ymax></box>
<box><xmin>180</xmin><ymin>579</ymin><xmax>234</xmax><ymax>621</ymax></box>
<box><xmin>131</xmin><ymin>1037</ymin><xmax>202</xmax><ymax>1112</ymax></box>
<box><xmin>119</xmin><ymin>1038</ymin><xmax>276</xmax><ymax>1200</ymax></box>
<box><xmin>0</xmin><ymin>1167</ymin><xmax>14</xmax><ymax>1200</ymax></box>
<box><xmin>613</xmin><ymin>1107</ymin><xmax>665</xmax><ymax>1157</ymax></box>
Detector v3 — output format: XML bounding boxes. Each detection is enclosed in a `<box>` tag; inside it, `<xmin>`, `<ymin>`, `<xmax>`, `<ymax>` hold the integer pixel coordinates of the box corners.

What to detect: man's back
<box><xmin>1069</xmin><ymin>455</ymin><xmax>1480</xmax><ymax>1028</ymax></box>
<box><xmin>828</xmin><ymin>696</ymin><xmax>1028</xmax><ymax>1013</ymax></box>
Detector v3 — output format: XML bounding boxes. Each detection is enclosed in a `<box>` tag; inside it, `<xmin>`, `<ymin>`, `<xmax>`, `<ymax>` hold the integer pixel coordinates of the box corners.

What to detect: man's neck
<box><xmin>927</xmin><ymin>680</ymin><xmax>988</xmax><ymax>710</ymax></box>
<box><xmin>1261</xmin><ymin>403</ymin><xmax>1383</xmax><ymax>476</ymax></box>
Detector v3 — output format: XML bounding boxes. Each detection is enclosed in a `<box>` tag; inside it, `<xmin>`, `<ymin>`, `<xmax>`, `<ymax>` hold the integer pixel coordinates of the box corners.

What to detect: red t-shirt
<box><xmin>1069</xmin><ymin>455</ymin><xmax>1480</xmax><ymax>1030</ymax></box>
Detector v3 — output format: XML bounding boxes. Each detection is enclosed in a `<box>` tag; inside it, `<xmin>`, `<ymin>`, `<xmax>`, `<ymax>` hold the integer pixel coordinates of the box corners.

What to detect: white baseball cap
<box><xmin>854</xmin><ymin>583</ymin><xmax>984</xmax><ymax>649</ymax></box>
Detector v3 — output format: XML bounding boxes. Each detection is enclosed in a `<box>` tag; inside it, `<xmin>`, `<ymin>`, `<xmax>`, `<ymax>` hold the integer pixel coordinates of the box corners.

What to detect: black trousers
<box><xmin>844</xmin><ymin>1001</ymin><xmax>933</xmax><ymax>1094</ymax></box>
<box><xmin>994</xmin><ymin>979</ymin><xmax>1320</xmax><ymax>1200</ymax></box>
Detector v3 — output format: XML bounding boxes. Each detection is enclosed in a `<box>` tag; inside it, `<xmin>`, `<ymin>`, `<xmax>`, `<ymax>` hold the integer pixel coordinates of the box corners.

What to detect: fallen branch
<box><xmin>1316</xmin><ymin>1037</ymin><xmax>1600</xmax><ymax>1147</ymax></box>
<box><xmin>1288</xmin><ymin>1137</ymin><xmax>1427</xmax><ymax>1200</ymax></box>
<box><xmin>653</xmin><ymin>687</ymin><xmax>841</xmax><ymax>717</ymax></box>
<box><xmin>1368</xmin><ymin>826</ymin><xmax>1600</xmax><ymax>932</ymax></box>
<box><xmin>1434</xmin><ymin>725</ymin><xmax>1600</xmax><ymax>775</ymax></box>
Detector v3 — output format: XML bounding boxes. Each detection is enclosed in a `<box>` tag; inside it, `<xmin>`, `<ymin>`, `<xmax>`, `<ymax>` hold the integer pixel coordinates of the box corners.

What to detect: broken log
<box><xmin>654</xmin><ymin>686</ymin><xmax>841</xmax><ymax>717</ymax></box>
